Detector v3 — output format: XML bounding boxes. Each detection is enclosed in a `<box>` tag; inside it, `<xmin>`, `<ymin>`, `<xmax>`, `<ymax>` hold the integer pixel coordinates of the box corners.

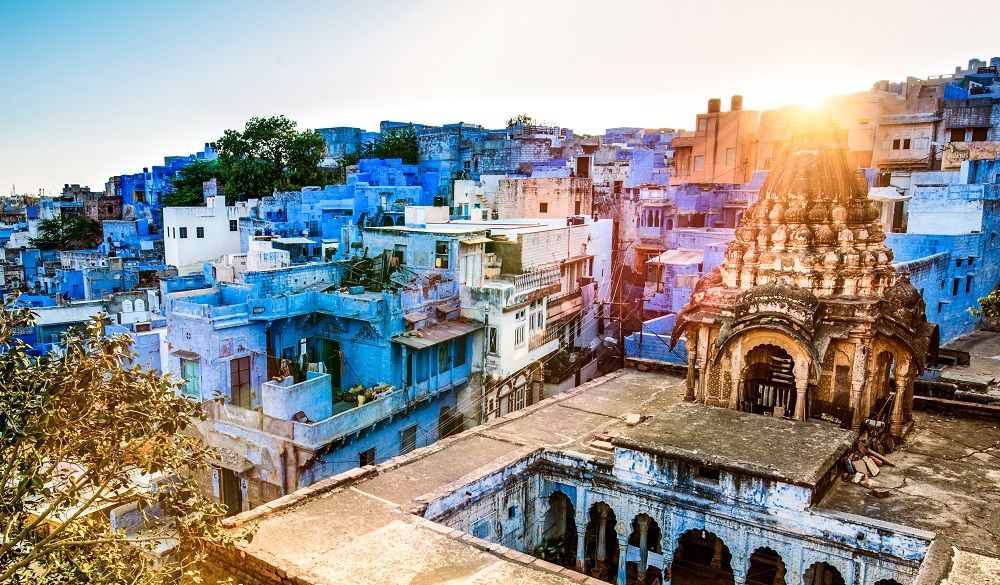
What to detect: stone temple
<box><xmin>673</xmin><ymin>129</ymin><xmax>936</xmax><ymax>437</ymax></box>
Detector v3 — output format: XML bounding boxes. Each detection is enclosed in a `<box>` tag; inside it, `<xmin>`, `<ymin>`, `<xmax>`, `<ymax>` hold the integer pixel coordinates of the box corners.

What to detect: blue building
<box><xmin>161</xmin><ymin>244</ymin><xmax>479</xmax><ymax>513</ymax></box>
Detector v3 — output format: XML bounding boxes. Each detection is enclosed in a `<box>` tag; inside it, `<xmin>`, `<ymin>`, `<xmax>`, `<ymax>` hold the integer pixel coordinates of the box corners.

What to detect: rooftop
<box><xmin>613</xmin><ymin>401</ymin><xmax>856</xmax><ymax>487</ymax></box>
<box><xmin>217</xmin><ymin>368</ymin><xmax>1000</xmax><ymax>584</ymax></box>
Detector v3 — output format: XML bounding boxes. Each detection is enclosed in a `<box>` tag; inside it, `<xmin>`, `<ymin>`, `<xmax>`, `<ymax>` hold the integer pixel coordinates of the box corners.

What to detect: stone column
<box><xmin>596</xmin><ymin>506</ymin><xmax>609</xmax><ymax>568</ymax></box>
<box><xmin>575</xmin><ymin>520</ymin><xmax>587</xmax><ymax>574</ymax></box>
<box><xmin>617</xmin><ymin>535</ymin><xmax>629</xmax><ymax>585</ymax></box>
<box><xmin>684</xmin><ymin>331</ymin><xmax>697</xmax><ymax>402</ymax></box>
<box><xmin>848</xmin><ymin>340</ymin><xmax>869</xmax><ymax>431</ymax></box>
<box><xmin>637</xmin><ymin>515</ymin><xmax>650</xmax><ymax>572</ymax></box>
<box><xmin>890</xmin><ymin>358</ymin><xmax>914</xmax><ymax>437</ymax></box>
<box><xmin>793</xmin><ymin>363</ymin><xmax>809</xmax><ymax>421</ymax></box>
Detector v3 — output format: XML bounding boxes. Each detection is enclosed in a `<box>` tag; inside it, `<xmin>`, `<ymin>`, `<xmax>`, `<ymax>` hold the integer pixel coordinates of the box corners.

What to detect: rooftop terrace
<box><xmin>210</xmin><ymin>368</ymin><xmax>1000</xmax><ymax>584</ymax></box>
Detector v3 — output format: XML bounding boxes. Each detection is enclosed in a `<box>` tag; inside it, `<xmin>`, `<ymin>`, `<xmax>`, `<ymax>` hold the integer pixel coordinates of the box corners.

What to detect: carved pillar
<box><xmin>616</xmin><ymin>535</ymin><xmax>629</xmax><ymax>585</ymax></box>
<box><xmin>890</xmin><ymin>358</ymin><xmax>914</xmax><ymax>437</ymax></box>
<box><xmin>575</xmin><ymin>520</ymin><xmax>587</xmax><ymax>574</ymax></box>
<box><xmin>728</xmin><ymin>343</ymin><xmax>744</xmax><ymax>410</ymax></box>
<box><xmin>849</xmin><ymin>339</ymin><xmax>869</xmax><ymax>431</ymax></box>
<box><xmin>637</xmin><ymin>515</ymin><xmax>650</xmax><ymax>572</ymax></box>
<box><xmin>596</xmin><ymin>506</ymin><xmax>609</xmax><ymax>565</ymax></box>
<box><xmin>793</xmin><ymin>361</ymin><xmax>809</xmax><ymax>421</ymax></box>
<box><xmin>684</xmin><ymin>331</ymin><xmax>697</xmax><ymax>402</ymax></box>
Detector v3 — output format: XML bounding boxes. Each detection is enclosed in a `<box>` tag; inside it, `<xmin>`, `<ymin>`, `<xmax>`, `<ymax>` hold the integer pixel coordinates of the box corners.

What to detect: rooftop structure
<box><xmin>195</xmin><ymin>368</ymin><xmax>997</xmax><ymax>585</ymax></box>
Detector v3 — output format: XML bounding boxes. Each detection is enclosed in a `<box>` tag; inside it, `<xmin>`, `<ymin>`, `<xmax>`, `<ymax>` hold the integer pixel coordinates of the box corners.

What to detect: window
<box><xmin>892</xmin><ymin>139</ymin><xmax>901</xmax><ymax>150</ymax></box>
<box><xmin>179</xmin><ymin>227</ymin><xmax>188</xmax><ymax>239</ymax></box>
<box><xmin>180</xmin><ymin>358</ymin><xmax>200</xmax><ymax>398</ymax></box>
<box><xmin>902</xmin><ymin>138</ymin><xmax>911</xmax><ymax>150</ymax></box>
<box><xmin>487</xmin><ymin>326</ymin><xmax>498</xmax><ymax>354</ymax></box>
<box><xmin>508</xmin><ymin>505</ymin><xmax>517</xmax><ymax>519</ymax></box>
<box><xmin>230</xmin><ymin>356</ymin><xmax>251</xmax><ymax>408</ymax></box>
<box><xmin>515</xmin><ymin>309</ymin><xmax>526</xmax><ymax>321</ymax></box>
<box><xmin>229</xmin><ymin>219</ymin><xmax>238</xmax><ymax>232</ymax></box>
<box><xmin>539</xmin><ymin>202</ymin><xmax>549</xmax><ymax>213</ymax></box>
<box><xmin>196</xmin><ymin>226</ymin><xmax>205</xmax><ymax>238</ymax></box>
<box><xmin>359</xmin><ymin>447</ymin><xmax>375</xmax><ymax>467</ymax></box>
<box><xmin>400</xmin><ymin>425</ymin><xmax>417</xmax><ymax>455</ymax></box>
<box><xmin>953</xmin><ymin>278</ymin><xmax>961</xmax><ymax>296</ymax></box>
<box><xmin>693</xmin><ymin>155</ymin><xmax>704</xmax><ymax>172</ymax></box>
<box><xmin>574</xmin><ymin>200</ymin><xmax>581</xmax><ymax>215</ymax></box>
<box><xmin>697</xmin><ymin>118</ymin><xmax>707</xmax><ymax>132</ymax></box>
<box><xmin>966</xmin><ymin>275</ymin><xmax>973</xmax><ymax>294</ymax></box>
<box><xmin>913</xmin><ymin>137</ymin><xmax>929</xmax><ymax>151</ymax></box>
<box><xmin>454</xmin><ymin>335</ymin><xmax>467</xmax><ymax>367</ymax></box>
<box><xmin>957</xmin><ymin>258</ymin><xmax>964</xmax><ymax>267</ymax></box>
<box><xmin>435</xmin><ymin>240</ymin><xmax>449</xmax><ymax>269</ymax></box>
<box><xmin>514</xmin><ymin>324</ymin><xmax>526</xmax><ymax>347</ymax></box>
<box><xmin>725</xmin><ymin>147</ymin><xmax>736</xmax><ymax>166</ymax></box>
<box><xmin>697</xmin><ymin>466</ymin><xmax>720</xmax><ymax>483</ymax></box>
<box><xmin>972</xmin><ymin>127</ymin><xmax>989</xmax><ymax>141</ymax></box>
<box><xmin>950</xmin><ymin>128</ymin><xmax>966</xmax><ymax>142</ymax></box>
<box><xmin>991</xmin><ymin>233</ymin><xmax>996</xmax><ymax>247</ymax></box>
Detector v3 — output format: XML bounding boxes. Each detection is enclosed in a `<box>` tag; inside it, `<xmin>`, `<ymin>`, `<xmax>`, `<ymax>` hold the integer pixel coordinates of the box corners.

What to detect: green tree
<box><xmin>0</xmin><ymin>304</ymin><xmax>236</xmax><ymax>583</ymax></box>
<box><xmin>970</xmin><ymin>289</ymin><xmax>1000</xmax><ymax>324</ymax></box>
<box><xmin>213</xmin><ymin>115</ymin><xmax>330</xmax><ymax>202</ymax></box>
<box><xmin>339</xmin><ymin>125</ymin><xmax>420</xmax><ymax>170</ymax></box>
<box><xmin>29</xmin><ymin>214</ymin><xmax>103</xmax><ymax>251</ymax></box>
<box><xmin>163</xmin><ymin>159</ymin><xmax>220</xmax><ymax>207</ymax></box>
<box><xmin>506</xmin><ymin>114</ymin><xmax>536</xmax><ymax>127</ymax></box>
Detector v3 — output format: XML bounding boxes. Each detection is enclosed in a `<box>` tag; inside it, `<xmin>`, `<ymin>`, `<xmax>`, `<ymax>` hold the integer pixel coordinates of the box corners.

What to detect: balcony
<box><xmin>292</xmin><ymin>387</ymin><xmax>408</xmax><ymax>450</ymax></box>
<box><xmin>261</xmin><ymin>372</ymin><xmax>332</xmax><ymax>422</ymax></box>
<box><xmin>513</xmin><ymin>266</ymin><xmax>560</xmax><ymax>296</ymax></box>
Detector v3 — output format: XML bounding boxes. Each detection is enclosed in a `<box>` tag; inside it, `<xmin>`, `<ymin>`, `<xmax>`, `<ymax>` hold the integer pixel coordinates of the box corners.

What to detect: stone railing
<box><xmin>513</xmin><ymin>266</ymin><xmax>560</xmax><ymax>296</ymax></box>
<box><xmin>292</xmin><ymin>388</ymin><xmax>407</xmax><ymax>451</ymax></box>
<box><xmin>261</xmin><ymin>372</ymin><xmax>332</xmax><ymax>422</ymax></box>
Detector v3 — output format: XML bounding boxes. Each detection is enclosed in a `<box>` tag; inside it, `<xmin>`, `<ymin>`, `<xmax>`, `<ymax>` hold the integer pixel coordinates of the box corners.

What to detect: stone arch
<box><xmin>739</xmin><ymin>344</ymin><xmax>797</xmax><ymax>418</ymax></box>
<box><xmin>713</xmin><ymin>327</ymin><xmax>815</xmax><ymax>419</ymax></box>
<box><xmin>381</xmin><ymin>216</ymin><xmax>394</xmax><ymax>226</ymax></box>
<box><xmin>395</xmin><ymin>216</ymin><xmax>405</xmax><ymax>226</ymax></box>
<box><xmin>871</xmin><ymin>349</ymin><xmax>896</xmax><ymax>411</ymax></box>
<box><xmin>583</xmin><ymin>502</ymin><xmax>619</xmax><ymax>583</ymax></box>
<box><xmin>802</xmin><ymin>561</ymin><xmax>845</xmax><ymax>585</ymax></box>
<box><xmin>746</xmin><ymin>547</ymin><xmax>786</xmax><ymax>585</ymax></box>
<box><xmin>539</xmin><ymin>491</ymin><xmax>577</xmax><ymax>569</ymax></box>
<box><xmin>625</xmin><ymin>513</ymin><xmax>663</xmax><ymax>585</ymax></box>
<box><xmin>671</xmin><ymin>529</ymin><xmax>735</xmax><ymax>585</ymax></box>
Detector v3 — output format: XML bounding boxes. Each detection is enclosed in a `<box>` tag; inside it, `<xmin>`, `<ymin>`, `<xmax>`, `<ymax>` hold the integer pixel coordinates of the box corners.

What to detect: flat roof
<box><xmin>223</xmin><ymin>370</ymin><xmax>687</xmax><ymax>584</ymax></box>
<box><xmin>613</xmin><ymin>402</ymin><xmax>856</xmax><ymax>487</ymax></box>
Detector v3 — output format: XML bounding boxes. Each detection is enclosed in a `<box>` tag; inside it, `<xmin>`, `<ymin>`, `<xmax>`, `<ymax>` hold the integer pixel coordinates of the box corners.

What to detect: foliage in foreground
<box><xmin>339</xmin><ymin>125</ymin><xmax>420</xmax><ymax>169</ymax></box>
<box><xmin>970</xmin><ymin>288</ymin><xmax>1000</xmax><ymax>324</ymax></box>
<box><xmin>0</xmin><ymin>303</ymin><xmax>237</xmax><ymax>583</ymax></box>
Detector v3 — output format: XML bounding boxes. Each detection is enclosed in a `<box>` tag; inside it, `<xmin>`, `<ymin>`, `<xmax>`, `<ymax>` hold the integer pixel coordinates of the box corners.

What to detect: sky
<box><xmin>1</xmin><ymin>0</ymin><xmax>998</xmax><ymax>194</ymax></box>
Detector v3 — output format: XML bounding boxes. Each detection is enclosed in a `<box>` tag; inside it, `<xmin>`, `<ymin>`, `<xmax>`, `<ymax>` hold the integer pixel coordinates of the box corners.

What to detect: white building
<box><xmin>163</xmin><ymin>196</ymin><xmax>256</xmax><ymax>275</ymax></box>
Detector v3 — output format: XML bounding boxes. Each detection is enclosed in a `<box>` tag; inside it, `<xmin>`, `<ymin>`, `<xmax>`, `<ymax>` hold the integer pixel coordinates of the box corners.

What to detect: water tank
<box><xmin>731</xmin><ymin>95</ymin><xmax>743</xmax><ymax>112</ymax></box>
<box><xmin>707</xmin><ymin>98</ymin><xmax>721</xmax><ymax>114</ymax></box>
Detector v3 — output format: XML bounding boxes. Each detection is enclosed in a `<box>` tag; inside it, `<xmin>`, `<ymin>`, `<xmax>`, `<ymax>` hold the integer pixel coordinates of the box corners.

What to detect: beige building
<box><xmin>672</xmin><ymin>96</ymin><xmax>759</xmax><ymax>185</ymax></box>
<box><xmin>495</xmin><ymin>177</ymin><xmax>593</xmax><ymax>220</ymax></box>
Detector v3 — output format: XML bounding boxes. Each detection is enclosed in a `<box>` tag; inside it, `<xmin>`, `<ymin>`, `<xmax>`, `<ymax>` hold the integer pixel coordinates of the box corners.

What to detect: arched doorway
<box><xmin>584</xmin><ymin>502</ymin><xmax>619</xmax><ymax>583</ymax></box>
<box><xmin>625</xmin><ymin>514</ymin><xmax>663</xmax><ymax>585</ymax></box>
<box><xmin>746</xmin><ymin>547</ymin><xmax>786</xmax><ymax>585</ymax></box>
<box><xmin>803</xmin><ymin>562</ymin><xmax>845</xmax><ymax>585</ymax></box>
<box><xmin>538</xmin><ymin>491</ymin><xmax>577</xmax><ymax>569</ymax></box>
<box><xmin>740</xmin><ymin>344</ymin><xmax>796</xmax><ymax>418</ymax></box>
<box><xmin>671</xmin><ymin>529</ymin><xmax>734</xmax><ymax>585</ymax></box>
<box><xmin>395</xmin><ymin>216</ymin><xmax>405</xmax><ymax>226</ymax></box>
<box><xmin>873</xmin><ymin>580</ymin><xmax>902</xmax><ymax>585</ymax></box>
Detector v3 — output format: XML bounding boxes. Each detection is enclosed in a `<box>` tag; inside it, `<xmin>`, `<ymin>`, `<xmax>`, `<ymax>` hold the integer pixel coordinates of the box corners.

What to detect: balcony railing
<box><xmin>513</xmin><ymin>266</ymin><xmax>560</xmax><ymax>295</ymax></box>
<box><xmin>292</xmin><ymin>388</ymin><xmax>408</xmax><ymax>450</ymax></box>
